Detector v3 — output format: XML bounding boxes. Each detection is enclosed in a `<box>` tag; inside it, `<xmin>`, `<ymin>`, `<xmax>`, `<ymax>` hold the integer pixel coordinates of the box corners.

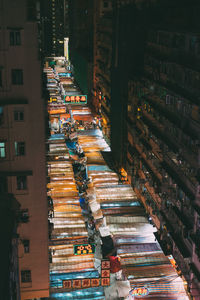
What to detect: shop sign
<box><xmin>91</xmin><ymin>278</ymin><xmax>100</xmax><ymax>287</ymax></box>
<box><xmin>101</xmin><ymin>259</ymin><xmax>110</xmax><ymax>278</ymax></box>
<box><xmin>62</xmin><ymin>277</ymin><xmax>109</xmax><ymax>290</ymax></box>
<box><xmin>72</xmin><ymin>279</ymin><xmax>82</xmax><ymax>289</ymax></box>
<box><xmin>82</xmin><ymin>279</ymin><xmax>91</xmax><ymax>288</ymax></box>
<box><xmin>130</xmin><ymin>287</ymin><xmax>149</xmax><ymax>297</ymax></box>
<box><xmin>63</xmin><ymin>280</ymin><xmax>72</xmax><ymax>289</ymax></box>
<box><xmin>48</xmin><ymin>97</ymin><xmax>57</xmax><ymax>103</ymax></box>
<box><xmin>58</xmin><ymin>72</ymin><xmax>71</xmax><ymax>77</ymax></box>
<box><xmin>73</xmin><ymin>243</ymin><xmax>95</xmax><ymax>255</ymax></box>
<box><xmin>101</xmin><ymin>260</ymin><xmax>110</xmax><ymax>270</ymax></box>
<box><xmin>101</xmin><ymin>269</ymin><xmax>110</xmax><ymax>278</ymax></box>
<box><xmin>101</xmin><ymin>277</ymin><xmax>110</xmax><ymax>286</ymax></box>
<box><xmin>64</xmin><ymin>95</ymin><xmax>87</xmax><ymax>104</ymax></box>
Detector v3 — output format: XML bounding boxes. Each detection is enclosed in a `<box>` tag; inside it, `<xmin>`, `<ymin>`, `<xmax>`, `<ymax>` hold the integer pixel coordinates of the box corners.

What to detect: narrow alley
<box><xmin>44</xmin><ymin>57</ymin><xmax>189</xmax><ymax>300</ymax></box>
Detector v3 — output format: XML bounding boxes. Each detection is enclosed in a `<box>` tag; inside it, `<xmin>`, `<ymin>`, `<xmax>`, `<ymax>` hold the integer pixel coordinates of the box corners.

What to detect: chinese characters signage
<box><xmin>101</xmin><ymin>259</ymin><xmax>110</xmax><ymax>286</ymax></box>
<box><xmin>63</xmin><ymin>277</ymin><xmax>109</xmax><ymax>290</ymax></box>
<box><xmin>63</xmin><ymin>280</ymin><xmax>72</xmax><ymax>289</ymax></box>
<box><xmin>130</xmin><ymin>287</ymin><xmax>149</xmax><ymax>297</ymax></box>
<box><xmin>101</xmin><ymin>260</ymin><xmax>110</xmax><ymax>270</ymax></box>
<box><xmin>64</xmin><ymin>95</ymin><xmax>87</xmax><ymax>104</ymax></box>
<box><xmin>101</xmin><ymin>277</ymin><xmax>110</xmax><ymax>286</ymax></box>
<box><xmin>101</xmin><ymin>269</ymin><xmax>110</xmax><ymax>278</ymax></box>
<box><xmin>73</xmin><ymin>244</ymin><xmax>95</xmax><ymax>255</ymax></box>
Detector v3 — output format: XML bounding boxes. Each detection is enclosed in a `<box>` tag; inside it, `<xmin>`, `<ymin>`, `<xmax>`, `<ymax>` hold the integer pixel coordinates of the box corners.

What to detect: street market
<box><xmin>44</xmin><ymin>58</ymin><xmax>189</xmax><ymax>300</ymax></box>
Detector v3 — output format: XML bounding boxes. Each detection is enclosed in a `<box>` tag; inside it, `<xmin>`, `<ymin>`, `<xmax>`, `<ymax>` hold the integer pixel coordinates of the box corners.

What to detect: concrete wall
<box><xmin>0</xmin><ymin>0</ymin><xmax>49</xmax><ymax>299</ymax></box>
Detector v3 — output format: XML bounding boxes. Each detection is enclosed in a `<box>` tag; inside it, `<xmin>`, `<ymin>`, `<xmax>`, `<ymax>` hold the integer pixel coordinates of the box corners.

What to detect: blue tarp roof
<box><xmin>50</xmin><ymin>270</ymin><xmax>99</xmax><ymax>288</ymax></box>
<box><xmin>66</xmin><ymin>141</ymin><xmax>77</xmax><ymax>149</ymax></box>
<box><xmin>49</xmin><ymin>134</ymin><xmax>65</xmax><ymax>140</ymax></box>
<box><xmin>88</xmin><ymin>165</ymin><xmax>112</xmax><ymax>172</ymax></box>
<box><xmin>50</xmin><ymin>287</ymin><xmax>105</xmax><ymax>300</ymax></box>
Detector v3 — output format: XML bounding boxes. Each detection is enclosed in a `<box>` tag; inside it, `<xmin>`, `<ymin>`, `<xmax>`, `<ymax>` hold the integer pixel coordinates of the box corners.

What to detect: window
<box><xmin>21</xmin><ymin>270</ymin><xmax>31</xmax><ymax>283</ymax></box>
<box><xmin>20</xmin><ymin>209</ymin><xmax>29</xmax><ymax>223</ymax></box>
<box><xmin>0</xmin><ymin>141</ymin><xmax>6</xmax><ymax>158</ymax></box>
<box><xmin>22</xmin><ymin>240</ymin><xmax>30</xmax><ymax>253</ymax></box>
<box><xmin>0</xmin><ymin>106</ymin><xmax>3</xmax><ymax>125</ymax></box>
<box><xmin>103</xmin><ymin>1</ymin><xmax>108</xmax><ymax>8</ymax></box>
<box><xmin>0</xmin><ymin>176</ymin><xmax>7</xmax><ymax>193</ymax></box>
<box><xmin>0</xmin><ymin>69</ymin><xmax>2</xmax><ymax>87</ymax></box>
<box><xmin>15</xmin><ymin>142</ymin><xmax>25</xmax><ymax>156</ymax></box>
<box><xmin>11</xmin><ymin>69</ymin><xmax>23</xmax><ymax>85</ymax></box>
<box><xmin>14</xmin><ymin>109</ymin><xmax>24</xmax><ymax>121</ymax></box>
<box><xmin>10</xmin><ymin>31</ymin><xmax>21</xmax><ymax>46</ymax></box>
<box><xmin>26</xmin><ymin>0</ymin><xmax>36</xmax><ymax>21</ymax></box>
<box><xmin>17</xmin><ymin>176</ymin><xmax>27</xmax><ymax>190</ymax></box>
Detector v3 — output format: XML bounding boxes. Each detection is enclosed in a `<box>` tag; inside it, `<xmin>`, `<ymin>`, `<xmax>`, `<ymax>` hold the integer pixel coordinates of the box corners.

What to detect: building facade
<box><xmin>68</xmin><ymin>0</ymin><xmax>94</xmax><ymax>98</ymax></box>
<box><xmin>124</xmin><ymin>1</ymin><xmax>200</xmax><ymax>297</ymax></box>
<box><xmin>91</xmin><ymin>0</ymin><xmax>200</xmax><ymax>297</ymax></box>
<box><xmin>0</xmin><ymin>1</ymin><xmax>49</xmax><ymax>299</ymax></box>
<box><xmin>51</xmin><ymin>0</ymin><xmax>69</xmax><ymax>56</ymax></box>
<box><xmin>93</xmin><ymin>2</ymin><xmax>113</xmax><ymax>142</ymax></box>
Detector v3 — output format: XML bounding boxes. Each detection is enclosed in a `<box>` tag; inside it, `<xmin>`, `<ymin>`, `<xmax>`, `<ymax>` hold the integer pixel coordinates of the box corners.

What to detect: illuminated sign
<box><xmin>72</xmin><ymin>279</ymin><xmax>82</xmax><ymax>289</ymax></box>
<box><xmin>48</xmin><ymin>97</ymin><xmax>57</xmax><ymax>103</ymax></box>
<box><xmin>64</xmin><ymin>95</ymin><xmax>87</xmax><ymax>104</ymax></box>
<box><xmin>101</xmin><ymin>277</ymin><xmax>110</xmax><ymax>286</ymax></box>
<box><xmin>62</xmin><ymin>277</ymin><xmax>109</xmax><ymax>290</ymax></box>
<box><xmin>91</xmin><ymin>278</ymin><xmax>100</xmax><ymax>287</ymax></box>
<box><xmin>82</xmin><ymin>279</ymin><xmax>91</xmax><ymax>288</ymax></box>
<box><xmin>58</xmin><ymin>72</ymin><xmax>71</xmax><ymax>77</ymax></box>
<box><xmin>101</xmin><ymin>260</ymin><xmax>110</xmax><ymax>270</ymax></box>
<box><xmin>74</xmin><ymin>244</ymin><xmax>95</xmax><ymax>255</ymax></box>
<box><xmin>101</xmin><ymin>269</ymin><xmax>110</xmax><ymax>278</ymax></box>
<box><xmin>63</xmin><ymin>280</ymin><xmax>72</xmax><ymax>289</ymax></box>
<box><xmin>130</xmin><ymin>287</ymin><xmax>149</xmax><ymax>297</ymax></box>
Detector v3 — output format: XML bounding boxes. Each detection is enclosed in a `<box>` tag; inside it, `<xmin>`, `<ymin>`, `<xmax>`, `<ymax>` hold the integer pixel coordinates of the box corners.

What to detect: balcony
<box><xmin>144</xmin><ymin>61</ymin><xmax>200</xmax><ymax>106</ymax></box>
<box><xmin>101</xmin><ymin>100</ymin><xmax>110</xmax><ymax>115</ymax></box>
<box><xmin>142</xmin><ymin>111</ymin><xmax>179</xmax><ymax>153</ymax></box>
<box><xmin>161</xmin><ymin>160</ymin><xmax>196</xmax><ymax>201</ymax></box>
<box><xmin>139</xmin><ymin>152</ymin><xmax>162</xmax><ymax>185</ymax></box>
<box><xmin>191</xmin><ymin>232</ymin><xmax>200</xmax><ymax>248</ymax></box>
<box><xmin>145</xmin><ymin>182</ymin><xmax>162</xmax><ymax>208</ymax></box>
<box><xmin>143</xmin><ymin>94</ymin><xmax>183</xmax><ymax>129</ymax></box>
<box><xmin>101</xmin><ymin>106</ymin><xmax>110</xmax><ymax>125</ymax></box>
<box><xmin>172</xmin><ymin>205</ymin><xmax>193</xmax><ymax>230</ymax></box>
<box><xmin>164</xmin><ymin>154</ymin><xmax>196</xmax><ymax>200</ymax></box>
<box><xmin>190</xmin><ymin>263</ymin><xmax>200</xmax><ymax>282</ymax></box>
<box><xmin>154</xmin><ymin>231</ymin><xmax>172</xmax><ymax>256</ymax></box>
<box><xmin>97</xmin><ymin>37</ymin><xmax>112</xmax><ymax>51</ymax></box>
<box><xmin>193</xmin><ymin>204</ymin><xmax>200</xmax><ymax>216</ymax></box>
<box><xmin>160</xmin><ymin>212</ymin><xmax>191</xmax><ymax>258</ymax></box>
<box><xmin>127</xmin><ymin>141</ymin><xmax>161</xmax><ymax>186</ymax></box>
<box><xmin>146</xmin><ymin>42</ymin><xmax>200</xmax><ymax>72</ymax></box>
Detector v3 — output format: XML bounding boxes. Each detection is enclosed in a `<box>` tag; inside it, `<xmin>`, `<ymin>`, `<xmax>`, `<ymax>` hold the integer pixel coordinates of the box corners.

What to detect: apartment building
<box><xmin>91</xmin><ymin>0</ymin><xmax>200</xmax><ymax>297</ymax></box>
<box><xmin>51</xmin><ymin>0</ymin><xmax>69</xmax><ymax>56</ymax></box>
<box><xmin>0</xmin><ymin>1</ymin><xmax>49</xmax><ymax>299</ymax></box>
<box><xmin>93</xmin><ymin>3</ymin><xmax>113</xmax><ymax>142</ymax></box>
<box><xmin>125</xmin><ymin>3</ymin><xmax>200</xmax><ymax>298</ymax></box>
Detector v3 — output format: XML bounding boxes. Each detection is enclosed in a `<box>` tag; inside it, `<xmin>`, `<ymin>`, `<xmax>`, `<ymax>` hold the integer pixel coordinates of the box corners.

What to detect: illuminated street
<box><xmin>44</xmin><ymin>59</ymin><xmax>189</xmax><ymax>300</ymax></box>
<box><xmin>1</xmin><ymin>2</ymin><xmax>200</xmax><ymax>300</ymax></box>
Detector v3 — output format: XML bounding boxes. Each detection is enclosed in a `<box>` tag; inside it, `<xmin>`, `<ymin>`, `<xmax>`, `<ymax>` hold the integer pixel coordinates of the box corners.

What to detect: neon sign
<box><xmin>130</xmin><ymin>287</ymin><xmax>149</xmax><ymax>297</ymax></box>
<box><xmin>58</xmin><ymin>72</ymin><xmax>71</xmax><ymax>77</ymax></box>
<box><xmin>64</xmin><ymin>95</ymin><xmax>87</xmax><ymax>104</ymax></box>
<box><xmin>74</xmin><ymin>243</ymin><xmax>95</xmax><ymax>255</ymax></box>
